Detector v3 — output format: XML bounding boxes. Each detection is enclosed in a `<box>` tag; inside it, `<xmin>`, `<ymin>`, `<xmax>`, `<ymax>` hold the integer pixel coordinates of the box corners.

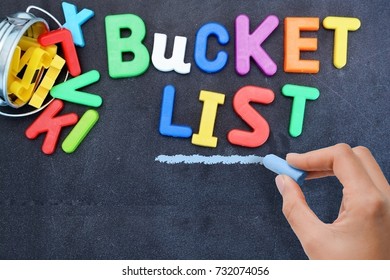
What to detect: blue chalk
<box><xmin>263</xmin><ymin>154</ymin><xmax>306</xmax><ymax>186</ymax></box>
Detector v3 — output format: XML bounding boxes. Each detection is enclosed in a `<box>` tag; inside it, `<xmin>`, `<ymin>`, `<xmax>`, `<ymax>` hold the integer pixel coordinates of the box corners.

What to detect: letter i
<box><xmin>62</xmin><ymin>110</ymin><xmax>99</xmax><ymax>153</ymax></box>
<box><xmin>191</xmin><ymin>90</ymin><xmax>225</xmax><ymax>148</ymax></box>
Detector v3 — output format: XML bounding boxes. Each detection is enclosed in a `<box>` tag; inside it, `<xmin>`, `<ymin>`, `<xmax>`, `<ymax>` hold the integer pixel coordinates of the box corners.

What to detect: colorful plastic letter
<box><xmin>323</xmin><ymin>16</ymin><xmax>361</xmax><ymax>69</ymax></box>
<box><xmin>29</xmin><ymin>55</ymin><xmax>66</xmax><ymax>108</ymax></box>
<box><xmin>159</xmin><ymin>85</ymin><xmax>193</xmax><ymax>138</ymax></box>
<box><xmin>152</xmin><ymin>33</ymin><xmax>191</xmax><ymax>74</ymax></box>
<box><xmin>19</xmin><ymin>36</ymin><xmax>57</xmax><ymax>58</ymax></box>
<box><xmin>105</xmin><ymin>14</ymin><xmax>150</xmax><ymax>78</ymax></box>
<box><xmin>228</xmin><ymin>86</ymin><xmax>275</xmax><ymax>148</ymax></box>
<box><xmin>25</xmin><ymin>99</ymin><xmax>79</xmax><ymax>155</ymax></box>
<box><xmin>191</xmin><ymin>90</ymin><xmax>225</xmax><ymax>148</ymax></box>
<box><xmin>235</xmin><ymin>14</ymin><xmax>279</xmax><ymax>76</ymax></box>
<box><xmin>284</xmin><ymin>17</ymin><xmax>320</xmax><ymax>73</ymax></box>
<box><xmin>62</xmin><ymin>2</ymin><xmax>95</xmax><ymax>47</ymax></box>
<box><xmin>194</xmin><ymin>22</ymin><xmax>229</xmax><ymax>73</ymax></box>
<box><xmin>62</xmin><ymin>109</ymin><xmax>99</xmax><ymax>153</ymax></box>
<box><xmin>17</xmin><ymin>47</ymin><xmax>36</xmax><ymax>73</ymax></box>
<box><xmin>9</xmin><ymin>46</ymin><xmax>21</xmax><ymax>76</ymax></box>
<box><xmin>38</xmin><ymin>28</ymin><xmax>81</xmax><ymax>76</ymax></box>
<box><xmin>8</xmin><ymin>80</ymin><xmax>35</xmax><ymax>103</ymax></box>
<box><xmin>21</xmin><ymin>47</ymin><xmax>51</xmax><ymax>88</ymax></box>
<box><xmin>25</xmin><ymin>20</ymin><xmax>47</xmax><ymax>39</ymax></box>
<box><xmin>50</xmin><ymin>70</ymin><xmax>102</xmax><ymax>107</ymax></box>
<box><xmin>282</xmin><ymin>84</ymin><xmax>320</xmax><ymax>137</ymax></box>
<box><xmin>8</xmin><ymin>47</ymin><xmax>51</xmax><ymax>104</ymax></box>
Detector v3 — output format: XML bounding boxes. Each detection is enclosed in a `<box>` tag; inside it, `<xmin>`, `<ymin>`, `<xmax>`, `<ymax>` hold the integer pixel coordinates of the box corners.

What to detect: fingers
<box><xmin>353</xmin><ymin>146</ymin><xmax>390</xmax><ymax>194</ymax></box>
<box><xmin>304</xmin><ymin>170</ymin><xmax>334</xmax><ymax>180</ymax></box>
<box><xmin>286</xmin><ymin>143</ymin><xmax>376</xmax><ymax>193</ymax></box>
<box><xmin>277</xmin><ymin>144</ymin><xmax>390</xmax><ymax>259</ymax></box>
<box><xmin>275</xmin><ymin>175</ymin><xmax>325</xmax><ymax>249</ymax></box>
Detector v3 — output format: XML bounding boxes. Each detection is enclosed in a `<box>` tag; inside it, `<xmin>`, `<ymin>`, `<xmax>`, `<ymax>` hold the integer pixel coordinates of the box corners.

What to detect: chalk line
<box><xmin>155</xmin><ymin>154</ymin><xmax>264</xmax><ymax>165</ymax></box>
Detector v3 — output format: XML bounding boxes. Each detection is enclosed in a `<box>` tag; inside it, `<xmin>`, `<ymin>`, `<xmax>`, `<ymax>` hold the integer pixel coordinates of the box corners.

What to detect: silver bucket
<box><xmin>0</xmin><ymin>12</ymin><xmax>49</xmax><ymax>108</ymax></box>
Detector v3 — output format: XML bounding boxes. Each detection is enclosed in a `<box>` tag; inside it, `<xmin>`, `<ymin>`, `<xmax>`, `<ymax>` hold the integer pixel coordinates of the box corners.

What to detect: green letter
<box><xmin>282</xmin><ymin>84</ymin><xmax>320</xmax><ymax>137</ymax></box>
<box><xmin>105</xmin><ymin>14</ymin><xmax>150</xmax><ymax>78</ymax></box>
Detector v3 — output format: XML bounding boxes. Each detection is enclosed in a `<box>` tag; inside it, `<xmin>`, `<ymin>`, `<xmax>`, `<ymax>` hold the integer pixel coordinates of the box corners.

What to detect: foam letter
<box><xmin>38</xmin><ymin>28</ymin><xmax>81</xmax><ymax>76</ymax></box>
<box><xmin>228</xmin><ymin>86</ymin><xmax>275</xmax><ymax>148</ymax></box>
<box><xmin>105</xmin><ymin>14</ymin><xmax>150</xmax><ymax>78</ymax></box>
<box><xmin>194</xmin><ymin>22</ymin><xmax>229</xmax><ymax>73</ymax></box>
<box><xmin>159</xmin><ymin>85</ymin><xmax>192</xmax><ymax>138</ymax></box>
<box><xmin>29</xmin><ymin>54</ymin><xmax>66</xmax><ymax>108</ymax></box>
<box><xmin>191</xmin><ymin>90</ymin><xmax>225</xmax><ymax>148</ymax></box>
<box><xmin>284</xmin><ymin>17</ymin><xmax>320</xmax><ymax>73</ymax></box>
<box><xmin>19</xmin><ymin>36</ymin><xmax>57</xmax><ymax>57</ymax></box>
<box><xmin>25</xmin><ymin>100</ymin><xmax>79</xmax><ymax>154</ymax></box>
<box><xmin>235</xmin><ymin>14</ymin><xmax>279</xmax><ymax>76</ymax></box>
<box><xmin>50</xmin><ymin>70</ymin><xmax>102</xmax><ymax>107</ymax></box>
<box><xmin>152</xmin><ymin>33</ymin><xmax>191</xmax><ymax>74</ymax></box>
<box><xmin>323</xmin><ymin>16</ymin><xmax>361</xmax><ymax>69</ymax></box>
<box><xmin>62</xmin><ymin>109</ymin><xmax>99</xmax><ymax>153</ymax></box>
<box><xmin>20</xmin><ymin>48</ymin><xmax>51</xmax><ymax>88</ymax></box>
<box><xmin>9</xmin><ymin>46</ymin><xmax>21</xmax><ymax>76</ymax></box>
<box><xmin>62</xmin><ymin>2</ymin><xmax>95</xmax><ymax>47</ymax></box>
<box><xmin>8</xmin><ymin>47</ymin><xmax>51</xmax><ymax>104</ymax></box>
<box><xmin>282</xmin><ymin>84</ymin><xmax>320</xmax><ymax>137</ymax></box>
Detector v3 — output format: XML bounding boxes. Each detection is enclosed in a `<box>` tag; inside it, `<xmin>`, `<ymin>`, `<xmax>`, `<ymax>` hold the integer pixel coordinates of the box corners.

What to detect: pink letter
<box><xmin>235</xmin><ymin>14</ymin><xmax>279</xmax><ymax>76</ymax></box>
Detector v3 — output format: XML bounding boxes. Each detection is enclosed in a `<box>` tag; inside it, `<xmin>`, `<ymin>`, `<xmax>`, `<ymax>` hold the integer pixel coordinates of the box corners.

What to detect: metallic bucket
<box><xmin>0</xmin><ymin>12</ymin><xmax>48</xmax><ymax>108</ymax></box>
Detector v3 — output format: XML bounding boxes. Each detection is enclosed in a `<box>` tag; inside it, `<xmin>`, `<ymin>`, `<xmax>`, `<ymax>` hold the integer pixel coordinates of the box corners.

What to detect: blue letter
<box><xmin>194</xmin><ymin>22</ymin><xmax>229</xmax><ymax>73</ymax></box>
<box><xmin>159</xmin><ymin>85</ymin><xmax>192</xmax><ymax>138</ymax></box>
<box><xmin>62</xmin><ymin>2</ymin><xmax>94</xmax><ymax>47</ymax></box>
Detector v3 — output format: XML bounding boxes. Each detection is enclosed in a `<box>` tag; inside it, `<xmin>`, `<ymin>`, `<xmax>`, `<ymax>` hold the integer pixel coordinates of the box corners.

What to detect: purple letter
<box><xmin>235</xmin><ymin>14</ymin><xmax>279</xmax><ymax>76</ymax></box>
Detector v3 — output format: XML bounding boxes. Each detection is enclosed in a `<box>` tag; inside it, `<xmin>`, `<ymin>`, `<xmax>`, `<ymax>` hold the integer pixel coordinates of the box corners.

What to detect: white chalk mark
<box><xmin>155</xmin><ymin>154</ymin><xmax>264</xmax><ymax>165</ymax></box>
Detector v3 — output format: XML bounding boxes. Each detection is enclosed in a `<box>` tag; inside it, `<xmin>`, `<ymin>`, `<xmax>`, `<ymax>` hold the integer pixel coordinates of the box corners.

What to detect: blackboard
<box><xmin>0</xmin><ymin>0</ymin><xmax>388</xmax><ymax>259</ymax></box>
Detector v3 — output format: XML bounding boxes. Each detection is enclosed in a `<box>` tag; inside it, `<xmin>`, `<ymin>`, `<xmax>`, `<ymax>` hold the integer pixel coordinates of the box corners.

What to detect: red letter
<box><xmin>39</xmin><ymin>28</ymin><xmax>81</xmax><ymax>76</ymax></box>
<box><xmin>228</xmin><ymin>86</ymin><xmax>274</xmax><ymax>148</ymax></box>
<box><xmin>25</xmin><ymin>100</ymin><xmax>79</xmax><ymax>154</ymax></box>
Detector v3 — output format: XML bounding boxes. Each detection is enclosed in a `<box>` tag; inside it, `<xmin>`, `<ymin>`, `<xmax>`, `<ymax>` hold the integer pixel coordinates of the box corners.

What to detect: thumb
<box><xmin>275</xmin><ymin>175</ymin><xmax>324</xmax><ymax>247</ymax></box>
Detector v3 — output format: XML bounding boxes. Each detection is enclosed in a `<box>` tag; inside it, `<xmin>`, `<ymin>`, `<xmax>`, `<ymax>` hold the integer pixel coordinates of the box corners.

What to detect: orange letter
<box><xmin>284</xmin><ymin>17</ymin><xmax>319</xmax><ymax>73</ymax></box>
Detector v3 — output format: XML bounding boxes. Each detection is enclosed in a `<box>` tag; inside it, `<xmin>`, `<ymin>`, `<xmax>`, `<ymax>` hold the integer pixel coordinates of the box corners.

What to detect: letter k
<box><xmin>25</xmin><ymin>100</ymin><xmax>79</xmax><ymax>154</ymax></box>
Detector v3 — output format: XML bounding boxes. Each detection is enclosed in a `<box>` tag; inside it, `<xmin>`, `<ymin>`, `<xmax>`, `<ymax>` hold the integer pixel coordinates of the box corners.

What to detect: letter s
<box><xmin>228</xmin><ymin>86</ymin><xmax>274</xmax><ymax>147</ymax></box>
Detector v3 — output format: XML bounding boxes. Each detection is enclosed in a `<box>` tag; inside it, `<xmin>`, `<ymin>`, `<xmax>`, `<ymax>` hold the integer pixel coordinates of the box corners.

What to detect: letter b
<box><xmin>105</xmin><ymin>14</ymin><xmax>150</xmax><ymax>78</ymax></box>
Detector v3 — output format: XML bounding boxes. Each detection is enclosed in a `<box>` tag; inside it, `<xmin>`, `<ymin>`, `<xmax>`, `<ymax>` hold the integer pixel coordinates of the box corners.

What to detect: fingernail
<box><xmin>275</xmin><ymin>175</ymin><xmax>285</xmax><ymax>195</ymax></box>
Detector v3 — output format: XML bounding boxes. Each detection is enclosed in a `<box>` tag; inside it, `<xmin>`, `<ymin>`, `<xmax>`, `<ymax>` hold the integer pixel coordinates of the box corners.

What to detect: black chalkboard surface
<box><xmin>0</xmin><ymin>0</ymin><xmax>388</xmax><ymax>259</ymax></box>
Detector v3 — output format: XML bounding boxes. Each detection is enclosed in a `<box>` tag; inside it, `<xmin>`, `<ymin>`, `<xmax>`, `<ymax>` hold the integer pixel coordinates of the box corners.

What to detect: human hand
<box><xmin>275</xmin><ymin>143</ymin><xmax>390</xmax><ymax>259</ymax></box>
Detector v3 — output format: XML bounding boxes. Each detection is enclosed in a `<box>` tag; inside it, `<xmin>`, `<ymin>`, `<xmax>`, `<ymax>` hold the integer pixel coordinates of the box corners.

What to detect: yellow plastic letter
<box><xmin>29</xmin><ymin>55</ymin><xmax>66</xmax><ymax>108</ymax></box>
<box><xmin>323</xmin><ymin>16</ymin><xmax>361</xmax><ymax>69</ymax></box>
<box><xmin>191</xmin><ymin>90</ymin><xmax>225</xmax><ymax>148</ymax></box>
